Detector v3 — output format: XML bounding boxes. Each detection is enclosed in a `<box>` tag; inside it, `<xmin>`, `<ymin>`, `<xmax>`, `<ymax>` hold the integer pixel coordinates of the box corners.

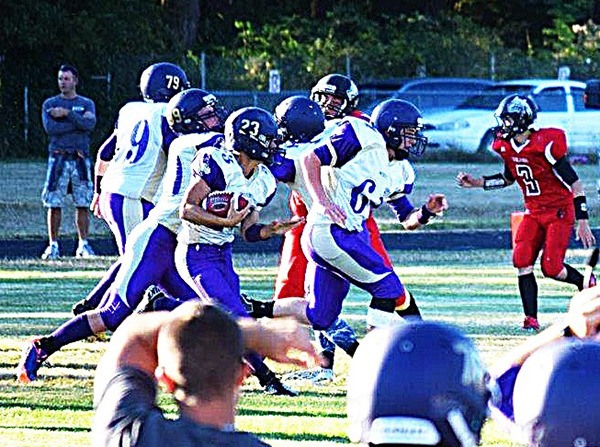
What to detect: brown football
<box><xmin>203</xmin><ymin>191</ymin><xmax>249</xmax><ymax>218</ymax></box>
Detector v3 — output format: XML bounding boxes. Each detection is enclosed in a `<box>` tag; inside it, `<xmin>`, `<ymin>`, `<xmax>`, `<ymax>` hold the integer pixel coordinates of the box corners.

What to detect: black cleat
<box><xmin>72</xmin><ymin>298</ymin><xmax>96</xmax><ymax>316</ymax></box>
<box><xmin>240</xmin><ymin>294</ymin><xmax>274</xmax><ymax>319</ymax></box>
<box><xmin>263</xmin><ymin>375</ymin><xmax>298</xmax><ymax>396</ymax></box>
<box><xmin>137</xmin><ymin>285</ymin><xmax>167</xmax><ymax>314</ymax></box>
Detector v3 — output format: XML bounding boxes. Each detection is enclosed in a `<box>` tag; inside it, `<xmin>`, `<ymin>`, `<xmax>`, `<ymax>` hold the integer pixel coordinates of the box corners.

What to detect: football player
<box><xmin>248</xmin><ymin>99</ymin><xmax>447</xmax><ymax>338</ymax></box>
<box><xmin>347</xmin><ymin>321</ymin><xmax>492</xmax><ymax>446</ymax></box>
<box><xmin>173</xmin><ymin>106</ymin><xmax>303</xmax><ymax>395</ymax></box>
<box><xmin>269</xmin><ymin>74</ymin><xmax>394</xmax><ymax>385</ymax></box>
<box><xmin>457</xmin><ymin>94</ymin><xmax>596</xmax><ymax>330</ymax></box>
<box><xmin>16</xmin><ymin>88</ymin><xmax>226</xmax><ymax>384</ymax></box>
<box><xmin>71</xmin><ymin>62</ymin><xmax>190</xmax><ymax>316</ymax></box>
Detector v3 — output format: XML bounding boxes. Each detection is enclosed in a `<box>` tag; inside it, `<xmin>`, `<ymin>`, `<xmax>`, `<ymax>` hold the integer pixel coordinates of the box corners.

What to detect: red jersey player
<box><xmin>457</xmin><ymin>94</ymin><xmax>596</xmax><ymax>331</ymax></box>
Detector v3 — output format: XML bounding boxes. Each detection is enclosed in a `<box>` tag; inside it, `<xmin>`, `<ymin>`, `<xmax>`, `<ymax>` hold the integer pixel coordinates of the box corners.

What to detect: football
<box><xmin>202</xmin><ymin>191</ymin><xmax>249</xmax><ymax>218</ymax></box>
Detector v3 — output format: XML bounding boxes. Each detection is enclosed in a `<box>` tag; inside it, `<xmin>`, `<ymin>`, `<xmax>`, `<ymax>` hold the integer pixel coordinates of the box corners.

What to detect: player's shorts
<box><xmin>99</xmin><ymin>192</ymin><xmax>154</xmax><ymax>254</ymax></box>
<box><xmin>41</xmin><ymin>152</ymin><xmax>93</xmax><ymax>208</ymax></box>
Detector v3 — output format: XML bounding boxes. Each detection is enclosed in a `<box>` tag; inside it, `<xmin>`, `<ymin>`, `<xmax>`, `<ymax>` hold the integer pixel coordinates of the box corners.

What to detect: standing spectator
<box><xmin>457</xmin><ymin>94</ymin><xmax>596</xmax><ymax>331</ymax></box>
<box><xmin>92</xmin><ymin>300</ymin><xmax>319</xmax><ymax>447</ymax></box>
<box><xmin>41</xmin><ymin>64</ymin><xmax>97</xmax><ymax>259</ymax></box>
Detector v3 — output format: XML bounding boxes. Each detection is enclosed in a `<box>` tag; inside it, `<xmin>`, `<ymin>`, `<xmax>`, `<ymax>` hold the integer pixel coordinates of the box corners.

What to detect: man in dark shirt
<box><xmin>41</xmin><ymin>64</ymin><xmax>96</xmax><ymax>259</ymax></box>
<box><xmin>92</xmin><ymin>300</ymin><xmax>319</xmax><ymax>446</ymax></box>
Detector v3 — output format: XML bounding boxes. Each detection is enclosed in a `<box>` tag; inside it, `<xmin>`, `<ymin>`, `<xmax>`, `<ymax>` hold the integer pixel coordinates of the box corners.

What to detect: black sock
<box><xmin>396</xmin><ymin>294</ymin><xmax>422</xmax><ymax>320</ymax></box>
<box><xmin>345</xmin><ymin>340</ymin><xmax>359</xmax><ymax>358</ymax></box>
<box><xmin>518</xmin><ymin>273</ymin><xmax>538</xmax><ymax>318</ymax></box>
<box><xmin>321</xmin><ymin>350</ymin><xmax>335</xmax><ymax>369</ymax></box>
<box><xmin>560</xmin><ymin>264</ymin><xmax>584</xmax><ymax>290</ymax></box>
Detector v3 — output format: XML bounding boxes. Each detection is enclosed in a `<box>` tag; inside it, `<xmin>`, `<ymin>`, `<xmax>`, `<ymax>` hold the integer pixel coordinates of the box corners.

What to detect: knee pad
<box><xmin>541</xmin><ymin>261</ymin><xmax>563</xmax><ymax>279</ymax></box>
<box><xmin>86</xmin><ymin>310</ymin><xmax>107</xmax><ymax>334</ymax></box>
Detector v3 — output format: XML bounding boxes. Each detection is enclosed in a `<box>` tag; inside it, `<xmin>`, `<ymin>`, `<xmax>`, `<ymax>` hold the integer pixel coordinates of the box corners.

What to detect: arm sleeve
<box><xmin>66</xmin><ymin>98</ymin><xmax>96</xmax><ymax>131</ymax></box>
<box><xmin>92</xmin><ymin>366</ymin><xmax>159</xmax><ymax>446</ymax></box>
<box><xmin>98</xmin><ymin>132</ymin><xmax>117</xmax><ymax>161</ymax></box>
<box><xmin>388</xmin><ymin>195</ymin><xmax>416</xmax><ymax>223</ymax></box>
<box><xmin>42</xmin><ymin>99</ymin><xmax>77</xmax><ymax>136</ymax></box>
<box><xmin>553</xmin><ymin>156</ymin><xmax>579</xmax><ymax>185</ymax></box>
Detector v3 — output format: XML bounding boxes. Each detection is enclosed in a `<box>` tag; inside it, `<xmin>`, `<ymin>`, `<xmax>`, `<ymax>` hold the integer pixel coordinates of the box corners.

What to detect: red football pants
<box><xmin>513</xmin><ymin>206</ymin><xmax>574</xmax><ymax>278</ymax></box>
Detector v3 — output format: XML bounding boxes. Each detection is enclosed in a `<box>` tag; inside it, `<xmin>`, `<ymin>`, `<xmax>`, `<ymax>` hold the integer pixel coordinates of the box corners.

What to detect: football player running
<box><xmin>269</xmin><ymin>75</ymin><xmax>394</xmax><ymax>385</ymax></box>
<box><xmin>172</xmin><ymin>107</ymin><xmax>303</xmax><ymax>395</ymax></box>
<box><xmin>457</xmin><ymin>94</ymin><xmax>596</xmax><ymax>331</ymax></box>
<box><xmin>248</xmin><ymin>99</ymin><xmax>447</xmax><ymax>339</ymax></box>
<box><xmin>71</xmin><ymin>62</ymin><xmax>189</xmax><ymax>316</ymax></box>
<box><xmin>16</xmin><ymin>88</ymin><xmax>225</xmax><ymax>384</ymax></box>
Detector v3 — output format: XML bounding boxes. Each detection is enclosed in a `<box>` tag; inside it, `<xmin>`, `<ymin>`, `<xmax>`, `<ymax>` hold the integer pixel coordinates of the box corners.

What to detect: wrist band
<box><xmin>574</xmin><ymin>195</ymin><xmax>589</xmax><ymax>220</ymax></box>
<box><xmin>245</xmin><ymin>224</ymin><xmax>266</xmax><ymax>242</ymax></box>
<box><xmin>417</xmin><ymin>205</ymin><xmax>436</xmax><ymax>225</ymax></box>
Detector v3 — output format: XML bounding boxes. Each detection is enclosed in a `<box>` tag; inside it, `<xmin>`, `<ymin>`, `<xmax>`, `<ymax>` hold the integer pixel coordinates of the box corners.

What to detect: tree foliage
<box><xmin>0</xmin><ymin>0</ymin><xmax>598</xmax><ymax>158</ymax></box>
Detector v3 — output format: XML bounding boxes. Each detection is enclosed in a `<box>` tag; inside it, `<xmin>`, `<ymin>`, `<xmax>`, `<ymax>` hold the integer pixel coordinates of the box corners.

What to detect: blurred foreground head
<box><xmin>347</xmin><ymin>321</ymin><xmax>491</xmax><ymax>447</ymax></box>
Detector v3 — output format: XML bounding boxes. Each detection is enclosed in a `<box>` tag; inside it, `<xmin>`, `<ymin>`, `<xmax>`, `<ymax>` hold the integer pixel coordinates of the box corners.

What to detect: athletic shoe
<box><xmin>41</xmin><ymin>243</ymin><xmax>60</xmax><ymax>260</ymax></box>
<box><xmin>75</xmin><ymin>242</ymin><xmax>96</xmax><ymax>258</ymax></box>
<box><xmin>136</xmin><ymin>285</ymin><xmax>166</xmax><ymax>314</ymax></box>
<box><xmin>283</xmin><ymin>366</ymin><xmax>334</xmax><ymax>386</ymax></box>
<box><xmin>263</xmin><ymin>376</ymin><xmax>298</xmax><ymax>396</ymax></box>
<box><xmin>240</xmin><ymin>293</ymin><xmax>273</xmax><ymax>319</ymax></box>
<box><xmin>16</xmin><ymin>338</ymin><xmax>49</xmax><ymax>383</ymax></box>
<box><xmin>522</xmin><ymin>316</ymin><xmax>541</xmax><ymax>331</ymax></box>
<box><xmin>71</xmin><ymin>298</ymin><xmax>96</xmax><ymax>316</ymax></box>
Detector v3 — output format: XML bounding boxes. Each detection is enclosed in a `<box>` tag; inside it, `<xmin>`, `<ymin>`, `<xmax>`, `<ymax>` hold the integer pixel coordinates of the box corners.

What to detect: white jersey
<box><xmin>148</xmin><ymin>132</ymin><xmax>224</xmax><ymax>234</ymax></box>
<box><xmin>178</xmin><ymin>147</ymin><xmax>277</xmax><ymax>246</ymax></box>
<box><xmin>101</xmin><ymin>101</ymin><xmax>169</xmax><ymax>201</ymax></box>
<box><xmin>385</xmin><ymin>158</ymin><xmax>416</xmax><ymax>202</ymax></box>
<box><xmin>306</xmin><ymin>117</ymin><xmax>390</xmax><ymax>231</ymax></box>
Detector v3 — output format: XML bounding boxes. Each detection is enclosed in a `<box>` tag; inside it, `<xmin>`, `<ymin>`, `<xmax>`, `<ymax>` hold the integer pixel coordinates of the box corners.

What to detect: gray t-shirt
<box><xmin>92</xmin><ymin>366</ymin><xmax>271</xmax><ymax>447</ymax></box>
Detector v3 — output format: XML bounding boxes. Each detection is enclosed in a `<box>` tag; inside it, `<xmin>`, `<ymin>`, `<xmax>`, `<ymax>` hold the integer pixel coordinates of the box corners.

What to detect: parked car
<box><xmin>362</xmin><ymin>77</ymin><xmax>495</xmax><ymax>114</ymax></box>
<box><xmin>422</xmin><ymin>79</ymin><xmax>600</xmax><ymax>155</ymax></box>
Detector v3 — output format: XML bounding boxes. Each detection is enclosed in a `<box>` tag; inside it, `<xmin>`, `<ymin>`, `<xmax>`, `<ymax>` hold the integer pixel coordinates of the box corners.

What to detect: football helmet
<box><xmin>347</xmin><ymin>321</ymin><xmax>491</xmax><ymax>447</ymax></box>
<box><xmin>310</xmin><ymin>73</ymin><xmax>359</xmax><ymax>119</ymax></box>
<box><xmin>224</xmin><ymin>107</ymin><xmax>283</xmax><ymax>165</ymax></box>
<box><xmin>494</xmin><ymin>94</ymin><xmax>538</xmax><ymax>138</ymax></box>
<box><xmin>513</xmin><ymin>339</ymin><xmax>600</xmax><ymax>447</ymax></box>
<box><xmin>370</xmin><ymin>99</ymin><xmax>428</xmax><ymax>159</ymax></box>
<box><xmin>139</xmin><ymin>62</ymin><xmax>190</xmax><ymax>103</ymax></box>
<box><xmin>274</xmin><ymin>96</ymin><xmax>325</xmax><ymax>143</ymax></box>
<box><xmin>166</xmin><ymin>88</ymin><xmax>228</xmax><ymax>134</ymax></box>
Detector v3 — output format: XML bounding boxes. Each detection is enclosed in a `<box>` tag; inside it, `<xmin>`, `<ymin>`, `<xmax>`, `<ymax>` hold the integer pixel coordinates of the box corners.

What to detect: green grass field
<box><xmin>0</xmin><ymin>248</ymin><xmax>592</xmax><ymax>446</ymax></box>
<box><xmin>1</xmin><ymin>161</ymin><xmax>599</xmax><ymax>237</ymax></box>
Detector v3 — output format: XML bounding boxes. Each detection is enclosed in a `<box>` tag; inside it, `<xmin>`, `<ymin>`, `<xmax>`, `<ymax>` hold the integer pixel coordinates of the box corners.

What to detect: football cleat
<box><xmin>282</xmin><ymin>366</ymin><xmax>334</xmax><ymax>386</ymax></box>
<box><xmin>136</xmin><ymin>285</ymin><xmax>167</xmax><ymax>314</ymax></box>
<box><xmin>16</xmin><ymin>338</ymin><xmax>49</xmax><ymax>383</ymax></box>
<box><xmin>263</xmin><ymin>376</ymin><xmax>298</xmax><ymax>397</ymax></box>
<box><xmin>522</xmin><ymin>316</ymin><xmax>541</xmax><ymax>331</ymax></box>
<box><xmin>41</xmin><ymin>243</ymin><xmax>60</xmax><ymax>260</ymax></box>
<box><xmin>75</xmin><ymin>242</ymin><xmax>96</xmax><ymax>258</ymax></box>
<box><xmin>240</xmin><ymin>294</ymin><xmax>274</xmax><ymax>319</ymax></box>
<box><xmin>71</xmin><ymin>298</ymin><xmax>96</xmax><ymax>316</ymax></box>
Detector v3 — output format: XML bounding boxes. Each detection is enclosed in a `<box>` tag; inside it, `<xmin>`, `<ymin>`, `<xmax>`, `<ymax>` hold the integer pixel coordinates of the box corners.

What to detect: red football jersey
<box><xmin>492</xmin><ymin>128</ymin><xmax>573</xmax><ymax>212</ymax></box>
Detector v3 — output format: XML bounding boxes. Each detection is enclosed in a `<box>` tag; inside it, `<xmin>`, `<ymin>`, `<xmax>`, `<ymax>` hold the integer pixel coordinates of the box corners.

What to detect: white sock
<box><xmin>78</xmin><ymin>239</ymin><xmax>88</xmax><ymax>248</ymax></box>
